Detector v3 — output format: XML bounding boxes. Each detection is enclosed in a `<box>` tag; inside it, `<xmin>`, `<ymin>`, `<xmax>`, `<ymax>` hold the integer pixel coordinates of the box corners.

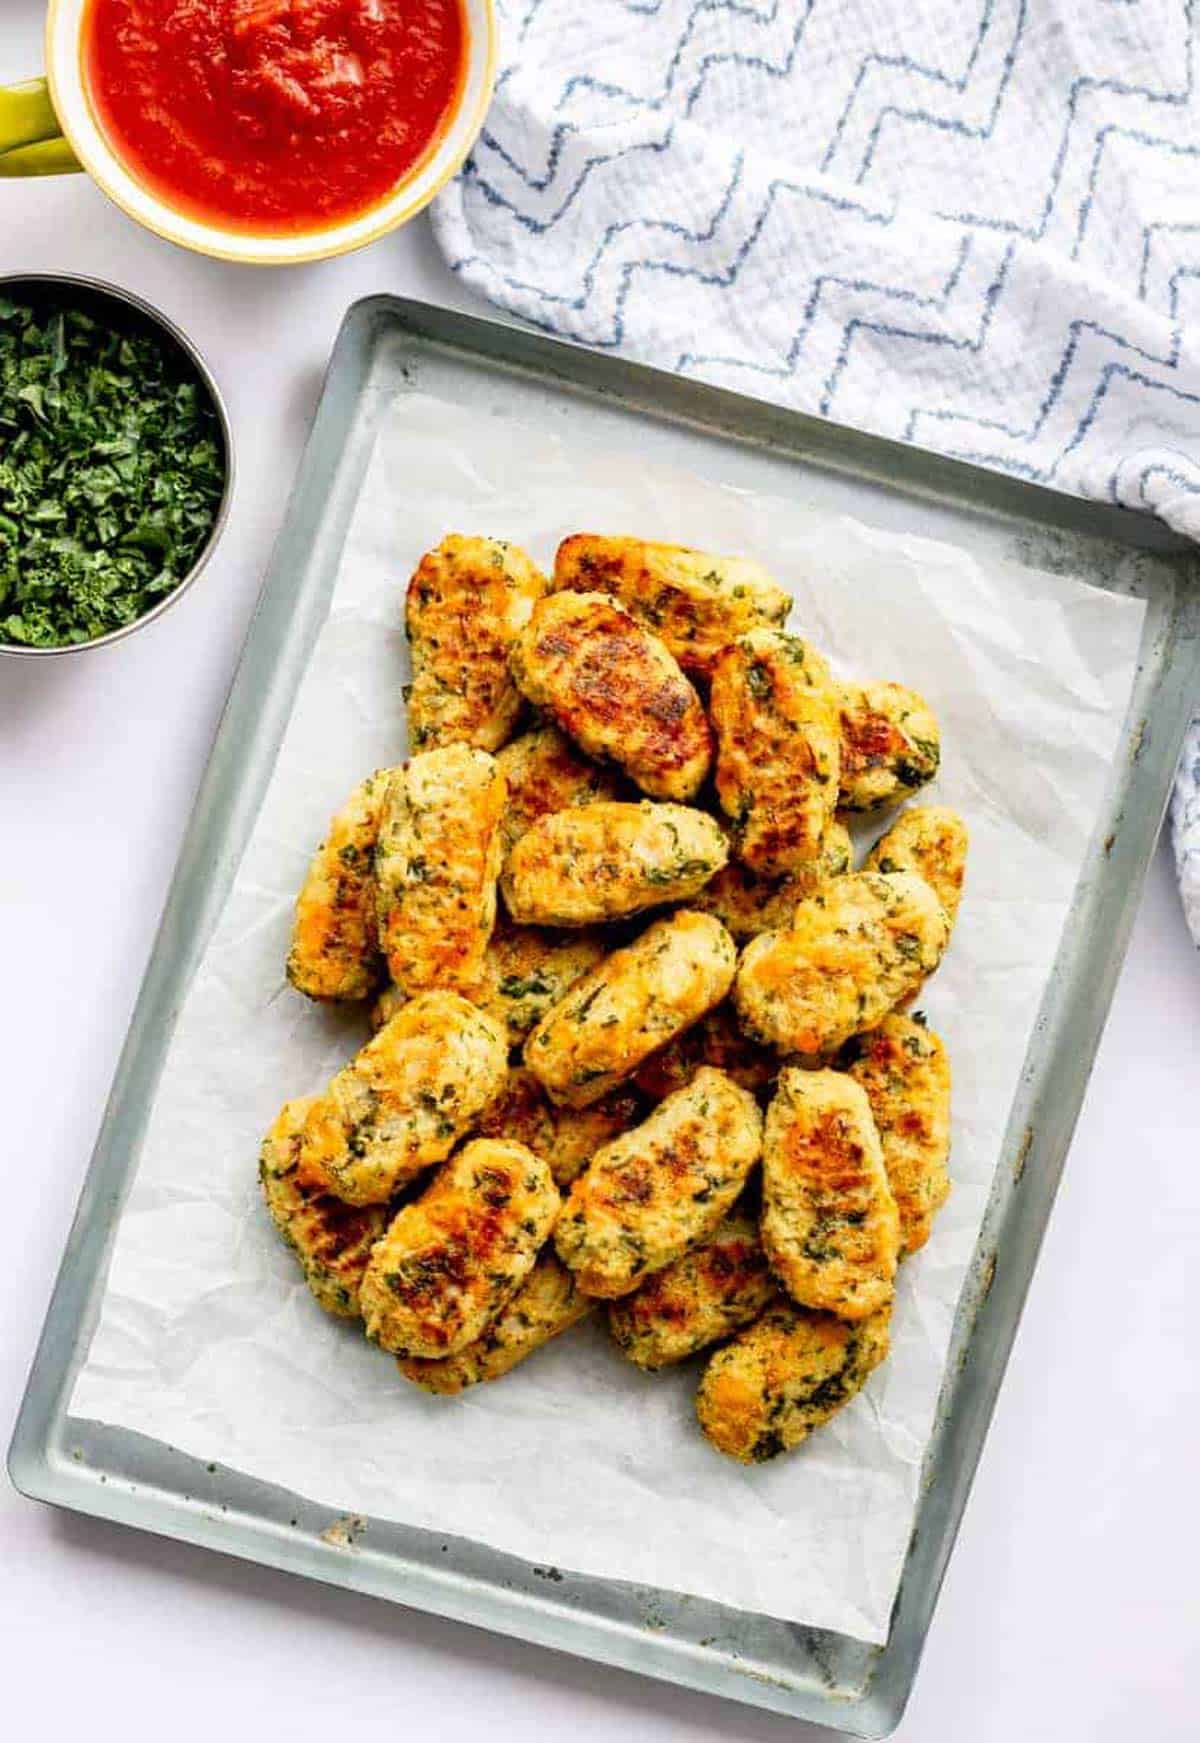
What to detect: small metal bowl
<box><xmin>0</xmin><ymin>271</ymin><xmax>234</xmax><ymax>658</ymax></box>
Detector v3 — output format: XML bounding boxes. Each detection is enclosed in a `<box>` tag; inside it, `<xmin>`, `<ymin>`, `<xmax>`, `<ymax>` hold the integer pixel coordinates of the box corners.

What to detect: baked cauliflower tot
<box><xmin>696</xmin><ymin>1300</ymin><xmax>892</xmax><ymax>1463</ymax></box>
<box><xmin>709</xmin><ymin>629</ymin><xmax>841</xmax><ymax>875</ymax></box>
<box><xmin>474</xmin><ymin>1067</ymin><xmax>558</xmax><ymax>1160</ymax></box>
<box><xmin>548</xmin><ymin>1086</ymin><xmax>647</xmax><ymax>1187</ymax></box>
<box><xmin>406</xmin><ymin>535</ymin><xmax>548</xmax><ymax>752</ymax></box>
<box><xmin>509</xmin><ymin>591</ymin><xmax>712</xmax><ymax>801</ymax></box>
<box><xmin>734</xmin><ymin>872</ymin><xmax>951</xmax><ymax>1056</ymax></box>
<box><xmin>501</xmin><ymin>801</ymin><xmax>727</xmax><ymax>927</ymax></box>
<box><xmin>297</xmin><ymin>992</ymin><xmax>508</xmax><ymax>1204</ymax></box>
<box><xmin>360</xmin><ymin>1139</ymin><xmax>560</xmax><ymax>1358</ymax></box>
<box><xmin>370</xmin><ymin>921</ymin><xmax>604</xmax><ymax>1046</ymax></box>
<box><xmin>865</xmin><ymin>804</ymin><xmax>968</xmax><ymax>925</ymax></box>
<box><xmin>259</xmin><ymin>1097</ymin><xmax>389</xmax><ymax>1317</ymax></box>
<box><xmin>607</xmin><ymin>1205</ymin><xmax>776</xmax><ymax>1368</ymax></box>
<box><xmin>553</xmin><ymin>534</ymin><xmax>791</xmax><ymax>680</ymax></box>
<box><xmin>476</xmin><ymin>1068</ymin><xmax>646</xmax><ymax>1187</ymax></box>
<box><xmin>554</xmin><ymin>1068</ymin><xmax>763</xmax><ymax>1297</ymax></box>
<box><xmin>287</xmin><ymin>770</ymin><xmax>392</xmax><ymax>1001</ymax></box>
<box><xmin>838</xmin><ymin>680</ymin><xmax>940</xmax><ymax>812</ymax></box>
<box><xmin>495</xmin><ymin>723</ymin><xmax>623</xmax><ymax>859</ymax></box>
<box><xmin>474</xmin><ymin>921</ymin><xmax>607</xmax><ymax>1044</ymax></box>
<box><xmin>632</xmin><ymin>1002</ymin><xmax>777</xmax><ymax>1100</ymax></box>
<box><xmin>526</xmin><ymin>910</ymin><xmax>737</xmax><ymax>1107</ymax></box>
<box><xmin>762</xmin><ymin>1067</ymin><xmax>900</xmax><ymax>1320</ymax></box>
<box><xmin>844</xmin><ymin>1015</ymin><xmax>951</xmax><ymax>1256</ymax></box>
<box><xmin>375</xmin><ymin>745</ymin><xmax>506</xmax><ymax>997</ymax></box>
<box><xmin>691</xmin><ymin>820</ymin><xmax>852</xmax><ymax>941</ymax></box>
<box><xmin>397</xmin><ymin>1252</ymin><xmax>591</xmax><ymax>1394</ymax></box>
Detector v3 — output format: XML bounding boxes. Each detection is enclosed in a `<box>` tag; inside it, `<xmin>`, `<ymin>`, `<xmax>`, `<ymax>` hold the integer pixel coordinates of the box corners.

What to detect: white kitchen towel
<box><xmin>432</xmin><ymin>0</ymin><xmax>1200</xmax><ymax>942</ymax></box>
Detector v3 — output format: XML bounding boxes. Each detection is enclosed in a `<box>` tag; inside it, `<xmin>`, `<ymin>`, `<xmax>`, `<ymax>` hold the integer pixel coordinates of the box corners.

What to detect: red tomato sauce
<box><xmin>82</xmin><ymin>0</ymin><xmax>468</xmax><ymax>236</ymax></box>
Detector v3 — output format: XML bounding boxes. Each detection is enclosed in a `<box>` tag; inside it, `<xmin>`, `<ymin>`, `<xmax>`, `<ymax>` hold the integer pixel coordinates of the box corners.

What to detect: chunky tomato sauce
<box><xmin>83</xmin><ymin>0</ymin><xmax>467</xmax><ymax>236</ymax></box>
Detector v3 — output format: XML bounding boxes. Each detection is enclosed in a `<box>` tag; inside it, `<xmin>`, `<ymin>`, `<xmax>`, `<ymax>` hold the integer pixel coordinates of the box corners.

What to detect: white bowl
<box><xmin>45</xmin><ymin>0</ymin><xmax>496</xmax><ymax>266</ymax></box>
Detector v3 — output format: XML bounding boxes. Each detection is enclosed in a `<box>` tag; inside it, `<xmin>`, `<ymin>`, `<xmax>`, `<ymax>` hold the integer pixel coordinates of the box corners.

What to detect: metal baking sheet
<box><xmin>10</xmin><ymin>296</ymin><xmax>1199</xmax><ymax>1736</ymax></box>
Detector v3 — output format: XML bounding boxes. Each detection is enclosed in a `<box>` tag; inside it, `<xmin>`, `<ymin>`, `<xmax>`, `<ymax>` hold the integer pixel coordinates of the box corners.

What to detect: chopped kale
<box><xmin>0</xmin><ymin>294</ymin><xmax>225</xmax><ymax>648</ymax></box>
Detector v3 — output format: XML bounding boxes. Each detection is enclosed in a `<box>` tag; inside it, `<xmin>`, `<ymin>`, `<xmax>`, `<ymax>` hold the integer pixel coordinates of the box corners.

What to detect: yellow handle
<box><xmin>0</xmin><ymin>77</ymin><xmax>81</xmax><ymax>176</ymax></box>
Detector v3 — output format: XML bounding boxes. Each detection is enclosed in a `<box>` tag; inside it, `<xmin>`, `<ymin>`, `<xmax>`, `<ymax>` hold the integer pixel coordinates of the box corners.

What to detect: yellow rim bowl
<box><xmin>45</xmin><ymin>0</ymin><xmax>496</xmax><ymax>266</ymax></box>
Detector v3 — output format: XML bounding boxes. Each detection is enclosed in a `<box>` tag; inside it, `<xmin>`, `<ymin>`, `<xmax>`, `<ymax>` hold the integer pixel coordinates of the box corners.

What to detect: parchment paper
<box><xmin>71</xmin><ymin>394</ymin><xmax>1145</xmax><ymax>1644</ymax></box>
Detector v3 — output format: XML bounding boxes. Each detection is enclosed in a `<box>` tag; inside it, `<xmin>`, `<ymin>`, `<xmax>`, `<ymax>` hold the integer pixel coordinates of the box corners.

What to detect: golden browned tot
<box><xmin>633</xmin><ymin>1002</ymin><xmax>777</xmax><ymax>1100</ymax></box>
<box><xmin>369</xmin><ymin>921</ymin><xmax>605</xmax><ymax>1046</ymax></box>
<box><xmin>554</xmin><ymin>1067</ymin><xmax>763</xmax><ymax>1297</ymax></box>
<box><xmin>475</xmin><ymin>922</ymin><xmax>606</xmax><ymax>1043</ymax></box>
<box><xmin>495</xmin><ymin>723</ymin><xmax>623</xmax><ymax>858</ymax></box>
<box><xmin>844</xmin><ymin>1015</ymin><xmax>951</xmax><ymax>1256</ymax></box>
<box><xmin>287</xmin><ymin>770</ymin><xmax>393</xmax><ymax>1001</ymax></box>
<box><xmin>734</xmin><ymin>872</ymin><xmax>951</xmax><ymax>1056</ymax></box>
<box><xmin>696</xmin><ymin>1300</ymin><xmax>891</xmax><ymax>1463</ymax></box>
<box><xmin>501</xmin><ymin>801</ymin><xmax>728</xmax><ymax>927</ymax></box>
<box><xmin>509</xmin><ymin>591</ymin><xmax>712</xmax><ymax>801</ymax></box>
<box><xmin>405</xmin><ymin>535</ymin><xmax>549</xmax><ymax>753</ymax></box>
<box><xmin>549</xmin><ymin>1086</ymin><xmax>646</xmax><ymax>1187</ymax></box>
<box><xmin>259</xmin><ymin>1097</ymin><xmax>389</xmax><ymax>1318</ymax></box>
<box><xmin>375</xmin><ymin>745</ymin><xmax>506</xmax><ymax>997</ymax></box>
<box><xmin>709</xmin><ymin>629</ymin><xmax>841</xmax><ymax>876</ymax></box>
<box><xmin>837</xmin><ymin>681</ymin><xmax>940</xmax><ymax>813</ymax></box>
<box><xmin>553</xmin><ymin>534</ymin><xmax>791</xmax><ymax>680</ymax></box>
<box><xmin>474</xmin><ymin>1067</ymin><xmax>558</xmax><ymax>1161</ymax></box>
<box><xmin>691</xmin><ymin>820</ymin><xmax>852</xmax><ymax>942</ymax></box>
<box><xmin>297</xmin><ymin>992</ymin><xmax>508</xmax><ymax>1204</ymax></box>
<box><xmin>360</xmin><ymin>1139</ymin><xmax>561</xmax><ymax>1358</ymax></box>
<box><xmin>473</xmin><ymin>1065</ymin><xmax>646</xmax><ymax>1188</ymax></box>
<box><xmin>397</xmin><ymin>1253</ymin><xmax>592</xmax><ymax>1394</ymax></box>
<box><xmin>762</xmin><ymin>1067</ymin><xmax>900</xmax><ymax>1320</ymax></box>
<box><xmin>864</xmin><ymin>804</ymin><xmax>968</xmax><ymax>924</ymax></box>
<box><xmin>526</xmin><ymin>910</ymin><xmax>738</xmax><ymax>1107</ymax></box>
<box><xmin>607</xmin><ymin>1206</ymin><xmax>776</xmax><ymax>1368</ymax></box>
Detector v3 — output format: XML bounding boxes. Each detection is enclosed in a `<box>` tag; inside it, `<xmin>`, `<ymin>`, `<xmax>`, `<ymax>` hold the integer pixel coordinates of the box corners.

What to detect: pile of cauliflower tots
<box><xmin>261</xmin><ymin>533</ymin><xmax>968</xmax><ymax>1464</ymax></box>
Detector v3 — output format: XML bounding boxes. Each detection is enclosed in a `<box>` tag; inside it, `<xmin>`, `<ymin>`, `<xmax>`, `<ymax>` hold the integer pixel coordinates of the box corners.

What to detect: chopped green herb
<box><xmin>745</xmin><ymin>659</ymin><xmax>773</xmax><ymax>699</ymax></box>
<box><xmin>643</xmin><ymin>857</ymin><xmax>716</xmax><ymax>886</ymax></box>
<box><xmin>0</xmin><ymin>294</ymin><xmax>225</xmax><ymax>648</ymax></box>
<box><xmin>498</xmin><ymin>972</ymin><xmax>553</xmax><ymax>1000</ymax></box>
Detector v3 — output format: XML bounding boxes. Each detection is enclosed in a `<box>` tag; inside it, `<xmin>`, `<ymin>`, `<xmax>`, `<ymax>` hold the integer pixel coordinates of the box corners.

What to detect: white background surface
<box><xmin>2</xmin><ymin>5</ymin><xmax>1198</xmax><ymax>1736</ymax></box>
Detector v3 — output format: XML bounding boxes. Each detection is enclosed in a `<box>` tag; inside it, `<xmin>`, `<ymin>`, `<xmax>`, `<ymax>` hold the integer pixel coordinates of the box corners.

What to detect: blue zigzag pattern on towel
<box><xmin>1075</xmin><ymin>126</ymin><xmax>1200</xmax><ymax>259</ymax></box>
<box><xmin>931</xmin><ymin>2</ymin><xmax>1194</xmax><ymax>242</ymax></box>
<box><xmin>676</xmin><ymin>235</ymin><xmax>974</xmax><ymax>379</ymax></box>
<box><xmin>922</xmin><ymin>362</ymin><xmax>1200</xmax><ymax>490</ymax></box>
<box><xmin>451</xmin><ymin>165</ymin><xmax>897</xmax><ymax>348</ymax></box>
<box><xmin>1135</xmin><ymin>462</ymin><xmax>1200</xmax><ymax>507</ymax></box>
<box><xmin>554</xmin><ymin>0</ymin><xmax>817</xmax><ymax>118</ymax></box>
<box><xmin>1139</xmin><ymin>222</ymin><xmax>1200</xmax><ymax>302</ymax></box>
<box><xmin>453</xmin><ymin>147</ymin><xmax>751</xmax><ymax>324</ymax></box>
<box><xmin>1169</xmin><ymin>266</ymin><xmax>1200</xmax><ymax>319</ymax></box>
<box><xmin>465</xmin><ymin>0</ymin><xmax>1192</xmax><ymax>299</ymax></box>
<box><xmin>819</xmin><ymin>243</ymin><xmax>1014</xmax><ymax>416</ymax></box>
<box><xmin>822</xmin><ymin>0</ymin><xmax>1011</xmax><ymax>182</ymax></box>
<box><xmin>906</xmin><ymin>313</ymin><xmax>1188</xmax><ymax>447</ymax></box>
<box><xmin>904</xmin><ymin>305</ymin><xmax>1200</xmax><ymax>502</ymax></box>
<box><xmin>838</xmin><ymin>0</ymin><xmax>1194</xmax><ymax>246</ymax></box>
<box><xmin>450</xmin><ymin>0</ymin><xmax>1200</xmax><ymax>511</ymax></box>
<box><xmin>477</xmin><ymin>0</ymin><xmax>818</xmax><ymax>203</ymax></box>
